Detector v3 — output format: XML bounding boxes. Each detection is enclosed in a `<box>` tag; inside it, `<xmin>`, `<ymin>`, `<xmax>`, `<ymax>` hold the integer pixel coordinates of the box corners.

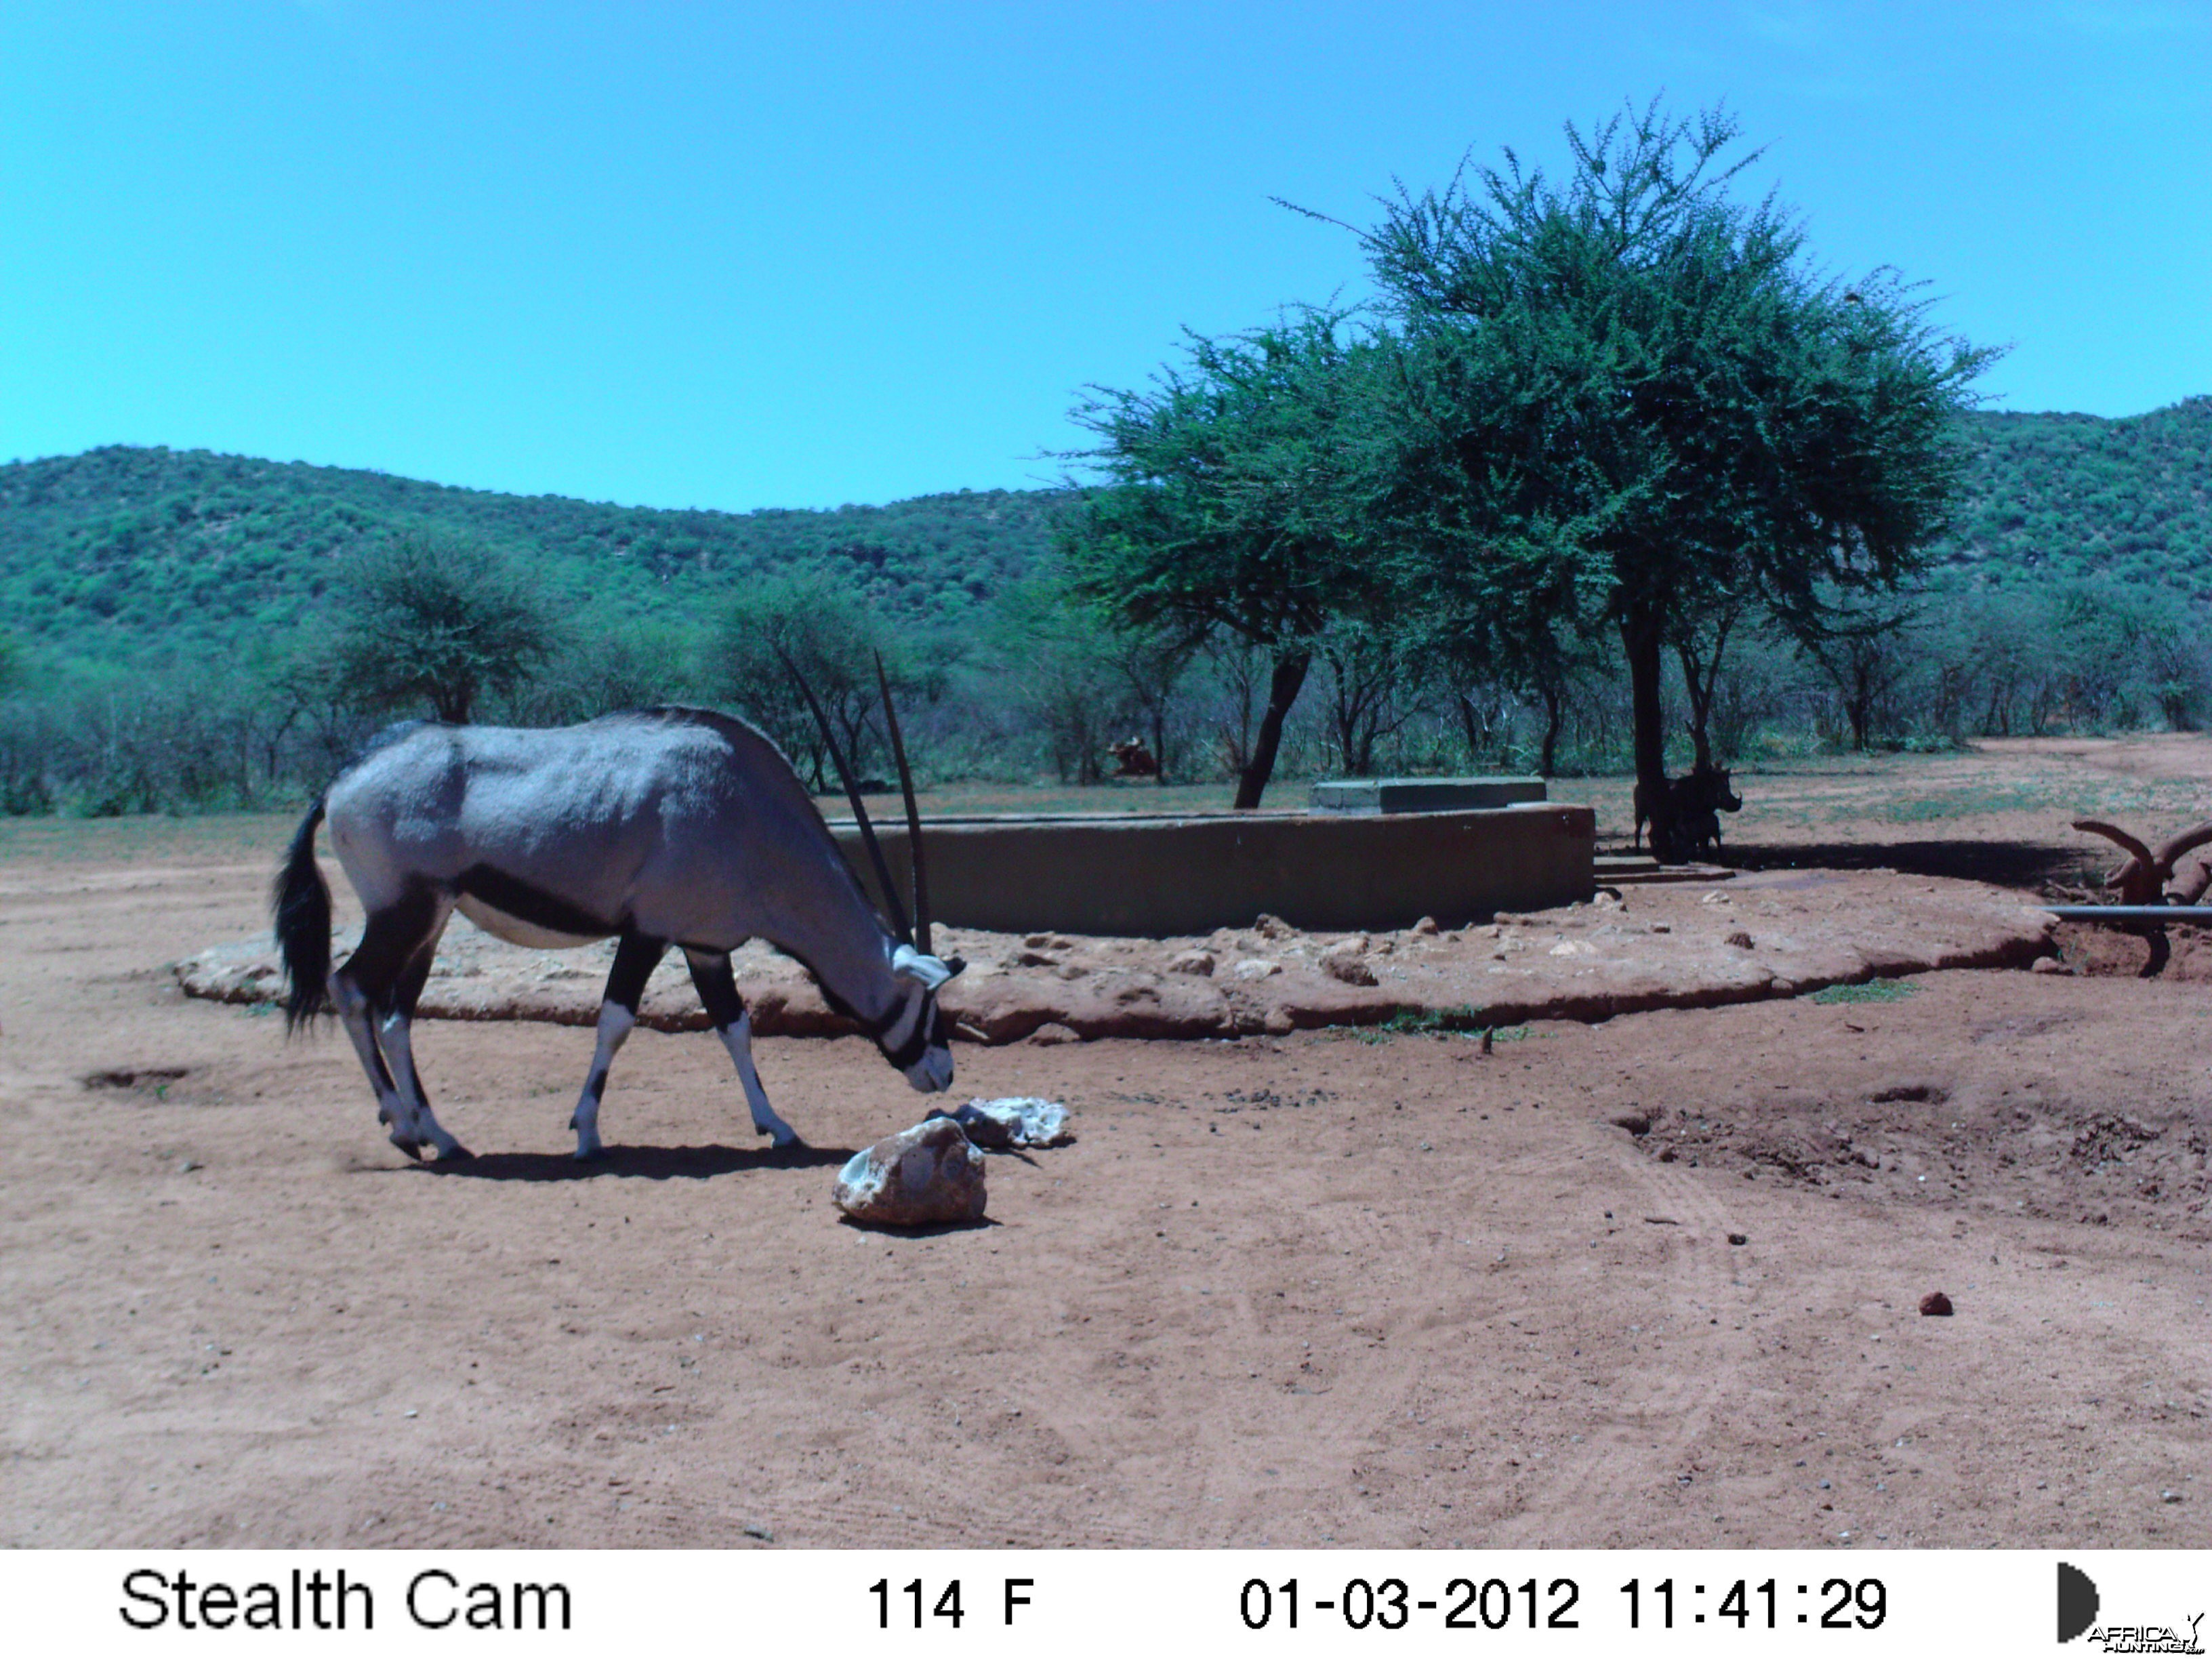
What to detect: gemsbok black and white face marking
<box><xmin>272</xmin><ymin>702</ymin><xmax>964</xmax><ymax>1162</ymax></box>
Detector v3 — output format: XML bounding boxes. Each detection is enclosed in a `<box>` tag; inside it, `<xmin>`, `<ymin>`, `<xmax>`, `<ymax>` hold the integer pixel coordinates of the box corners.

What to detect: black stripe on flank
<box><xmin>455</xmin><ymin>865</ymin><xmax>616</xmax><ymax>940</ymax></box>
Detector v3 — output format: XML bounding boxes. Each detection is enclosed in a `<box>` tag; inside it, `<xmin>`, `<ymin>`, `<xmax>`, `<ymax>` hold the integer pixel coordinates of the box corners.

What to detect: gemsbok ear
<box><xmin>891</xmin><ymin>943</ymin><xmax>956</xmax><ymax>989</ymax></box>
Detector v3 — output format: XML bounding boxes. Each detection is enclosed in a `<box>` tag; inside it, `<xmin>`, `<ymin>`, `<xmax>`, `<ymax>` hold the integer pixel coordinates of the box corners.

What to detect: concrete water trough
<box><xmin>828</xmin><ymin>791</ymin><xmax>1595</xmax><ymax>937</ymax></box>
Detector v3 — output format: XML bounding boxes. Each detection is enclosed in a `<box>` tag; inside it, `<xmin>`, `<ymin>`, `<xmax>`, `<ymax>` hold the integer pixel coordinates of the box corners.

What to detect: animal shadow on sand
<box><xmin>426</xmin><ymin>1143</ymin><xmax>854</xmax><ymax>1183</ymax></box>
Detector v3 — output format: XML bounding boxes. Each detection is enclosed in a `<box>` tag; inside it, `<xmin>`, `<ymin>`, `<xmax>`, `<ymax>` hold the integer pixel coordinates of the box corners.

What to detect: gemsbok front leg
<box><xmin>683</xmin><ymin>947</ymin><xmax>798</xmax><ymax>1147</ymax></box>
<box><xmin>569</xmin><ymin>930</ymin><xmax>666</xmax><ymax>1160</ymax></box>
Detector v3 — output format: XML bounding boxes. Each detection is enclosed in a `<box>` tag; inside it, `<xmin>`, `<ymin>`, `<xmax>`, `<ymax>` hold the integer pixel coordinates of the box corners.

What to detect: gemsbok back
<box><xmin>273</xmin><ymin>676</ymin><xmax>963</xmax><ymax>1162</ymax></box>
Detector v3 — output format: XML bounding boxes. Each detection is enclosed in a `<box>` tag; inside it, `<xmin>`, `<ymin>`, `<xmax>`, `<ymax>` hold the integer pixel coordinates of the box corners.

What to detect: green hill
<box><xmin>1933</xmin><ymin>396</ymin><xmax>2212</xmax><ymax>595</ymax></box>
<box><xmin>3</xmin><ymin>396</ymin><xmax>2208</xmax><ymax>674</ymax></box>
<box><xmin>0</xmin><ymin>445</ymin><xmax>1069</xmax><ymax>674</ymax></box>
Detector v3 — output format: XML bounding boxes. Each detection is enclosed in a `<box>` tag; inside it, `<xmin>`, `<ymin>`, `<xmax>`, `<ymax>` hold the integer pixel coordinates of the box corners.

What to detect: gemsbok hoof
<box><xmin>390</xmin><ymin>1134</ymin><xmax>424</xmax><ymax>1161</ymax></box>
<box><xmin>436</xmin><ymin>1143</ymin><xmax>474</xmax><ymax>1162</ymax></box>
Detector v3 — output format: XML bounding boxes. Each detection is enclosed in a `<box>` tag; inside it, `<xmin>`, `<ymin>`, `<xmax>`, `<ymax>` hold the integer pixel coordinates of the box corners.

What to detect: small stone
<box><xmin>1727</xmin><ymin>1232</ymin><xmax>1748</xmax><ymax>1246</ymax></box>
<box><xmin>1726</xmin><ymin>931</ymin><xmax>1755</xmax><ymax>949</ymax></box>
<box><xmin>1319</xmin><ymin>943</ymin><xmax>1378</xmax><ymax>987</ymax></box>
<box><xmin>1015</xmin><ymin>949</ymin><xmax>1058</xmax><ymax>968</ymax></box>
<box><xmin>1412</xmin><ymin>916</ymin><xmax>1440</xmax><ymax>935</ymax></box>
<box><xmin>743</xmin><ymin>1523</ymin><xmax>775</xmax><ymax>1540</ymax></box>
<box><xmin>2160</xmin><ymin>1490</ymin><xmax>2184</xmax><ymax>1503</ymax></box>
<box><xmin>1919</xmin><ymin>1291</ymin><xmax>1954</xmax><ymax>1317</ymax></box>
<box><xmin>1233</xmin><ymin>958</ymin><xmax>1282</xmax><ymax>982</ymax></box>
<box><xmin>1167</xmin><ymin>949</ymin><xmax>1216</xmax><ymax>977</ymax></box>
<box><xmin>1027</xmin><ymin>1022</ymin><xmax>1080</xmax><ymax>1046</ymax></box>
<box><xmin>1254</xmin><ymin>914</ymin><xmax>1296</xmax><ymax>941</ymax></box>
<box><xmin>833</xmin><ymin>1117</ymin><xmax>987</xmax><ymax>1228</ymax></box>
<box><xmin>2031</xmin><ymin>956</ymin><xmax>2071</xmax><ymax>975</ymax></box>
<box><xmin>933</xmin><ymin>1097</ymin><xmax>1073</xmax><ymax>1149</ymax></box>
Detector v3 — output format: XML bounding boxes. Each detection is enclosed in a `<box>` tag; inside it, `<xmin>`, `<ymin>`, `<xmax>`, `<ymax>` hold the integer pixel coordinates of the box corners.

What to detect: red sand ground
<box><xmin>3</xmin><ymin>741</ymin><xmax>2209</xmax><ymax>1549</ymax></box>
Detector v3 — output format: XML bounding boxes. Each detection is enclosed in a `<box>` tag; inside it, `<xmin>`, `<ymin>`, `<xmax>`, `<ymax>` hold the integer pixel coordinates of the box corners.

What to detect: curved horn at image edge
<box><xmin>774</xmin><ymin>643</ymin><xmax>913</xmax><ymax>945</ymax></box>
<box><xmin>876</xmin><ymin>649</ymin><xmax>930</xmax><ymax>958</ymax></box>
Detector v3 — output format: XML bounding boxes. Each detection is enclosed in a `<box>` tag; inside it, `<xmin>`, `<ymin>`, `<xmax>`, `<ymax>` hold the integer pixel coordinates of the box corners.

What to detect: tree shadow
<box><xmin>427</xmin><ymin>1142</ymin><xmax>856</xmax><ymax>1183</ymax></box>
<box><xmin>1724</xmin><ymin>838</ymin><xmax>2092</xmax><ymax>891</ymax></box>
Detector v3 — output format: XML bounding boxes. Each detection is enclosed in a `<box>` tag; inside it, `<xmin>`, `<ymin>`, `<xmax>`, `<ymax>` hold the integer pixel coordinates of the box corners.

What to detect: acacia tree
<box><xmin>1318</xmin><ymin>619</ymin><xmax>1429</xmax><ymax>777</ymax></box>
<box><xmin>1062</xmin><ymin>310</ymin><xmax>1389</xmax><ymax>808</ymax></box>
<box><xmin>712</xmin><ymin>571</ymin><xmax>914</xmax><ymax>791</ymax></box>
<box><xmin>331</xmin><ymin>535</ymin><xmax>558</xmax><ymax>724</ymax></box>
<box><xmin>1365</xmin><ymin>100</ymin><xmax>1993</xmax><ymax>857</ymax></box>
<box><xmin>1671</xmin><ymin>588</ymin><xmax>1752</xmax><ymax>773</ymax></box>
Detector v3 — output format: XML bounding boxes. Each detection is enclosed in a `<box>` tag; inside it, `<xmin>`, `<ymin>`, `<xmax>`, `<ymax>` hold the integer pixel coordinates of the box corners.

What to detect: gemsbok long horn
<box><xmin>874</xmin><ymin>650</ymin><xmax>931</xmax><ymax>958</ymax></box>
<box><xmin>774</xmin><ymin>644</ymin><xmax>914</xmax><ymax>945</ymax></box>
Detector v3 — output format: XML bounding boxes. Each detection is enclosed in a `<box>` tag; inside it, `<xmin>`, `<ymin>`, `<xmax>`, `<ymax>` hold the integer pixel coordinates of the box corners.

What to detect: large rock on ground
<box><xmin>832</xmin><ymin>1118</ymin><xmax>987</xmax><ymax>1228</ymax></box>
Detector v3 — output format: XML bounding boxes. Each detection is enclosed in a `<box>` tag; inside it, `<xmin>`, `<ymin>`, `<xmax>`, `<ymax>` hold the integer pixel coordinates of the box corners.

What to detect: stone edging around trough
<box><xmin>173</xmin><ymin>869</ymin><xmax>2057</xmax><ymax>1045</ymax></box>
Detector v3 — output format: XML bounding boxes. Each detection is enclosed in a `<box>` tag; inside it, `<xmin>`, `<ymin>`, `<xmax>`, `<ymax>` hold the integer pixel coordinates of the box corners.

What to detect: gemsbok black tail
<box><xmin>272</xmin><ymin>796</ymin><xmax>331</xmax><ymax>1032</ymax></box>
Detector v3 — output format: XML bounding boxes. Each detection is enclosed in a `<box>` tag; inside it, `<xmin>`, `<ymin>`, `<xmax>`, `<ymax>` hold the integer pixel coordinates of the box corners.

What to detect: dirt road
<box><xmin>3</xmin><ymin>785</ymin><xmax>2208</xmax><ymax>1550</ymax></box>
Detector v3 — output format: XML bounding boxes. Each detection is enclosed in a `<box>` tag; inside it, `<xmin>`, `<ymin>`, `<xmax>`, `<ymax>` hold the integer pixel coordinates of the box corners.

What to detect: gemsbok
<box><xmin>272</xmin><ymin>660</ymin><xmax>962</xmax><ymax>1161</ymax></box>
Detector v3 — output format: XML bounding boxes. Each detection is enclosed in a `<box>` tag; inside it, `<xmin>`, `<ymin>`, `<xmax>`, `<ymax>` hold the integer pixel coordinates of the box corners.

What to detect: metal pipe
<box><xmin>2043</xmin><ymin>905</ymin><xmax>2212</xmax><ymax>923</ymax></box>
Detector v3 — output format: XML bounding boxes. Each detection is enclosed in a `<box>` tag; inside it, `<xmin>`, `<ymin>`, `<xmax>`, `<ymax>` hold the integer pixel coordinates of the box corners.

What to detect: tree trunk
<box><xmin>1539</xmin><ymin>678</ymin><xmax>1563</xmax><ymax>777</ymax></box>
<box><xmin>1677</xmin><ymin>640</ymin><xmax>1715</xmax><ymax>774</ymax></box>
<box><xmin>1233</xmin><ymin>650</ymin><xmax>1311</xmax><ymax>810</ymax></box>
<box><xmin>1622</xmin><ymin>602</ymin><xmax>1683</xmax><ymax>861</ymax></box>
<box><xmin>1457</xmin><ymin>691</ymin><xmax>1486</xmax><ymax>763</ymax></box>
<box><xmin>1847</xmin><ymin>658</ymin><xmax>1873</xmax><ymax>750</ymax></box>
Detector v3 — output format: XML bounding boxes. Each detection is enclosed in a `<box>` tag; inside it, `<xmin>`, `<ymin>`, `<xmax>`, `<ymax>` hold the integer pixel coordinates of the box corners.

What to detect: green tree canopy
<box><xmin>1061</xmin><ymin>309</ymin><xmax>1391</xmax><ymax>807</ymax></box>
<box><xmin>329</xmin><ymin>535</ymin><xmax>560</xmax><ymax>724</ymax></box>
<box><xmin>1366</xmin><ymin>100</ymin><xmax>1994</xmax><ymax>855</ymax></box>
<box><xmin>710</xmin><ymin>570</ymin><xmax>916</xmax><ymax>792</ymax></box>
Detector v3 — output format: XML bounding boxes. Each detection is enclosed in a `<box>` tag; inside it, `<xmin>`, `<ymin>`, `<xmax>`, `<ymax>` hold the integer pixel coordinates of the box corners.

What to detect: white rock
<box><xmin>1233</xmin><ymin>958</ymin><xmax>1282</xmax><ymax>981</ymax></box>
<box><xmin>939</xmin><ymin>1097</ymin><xmax>1074</xmax><ymax>1149</ymax></box>
<box><xmin>832</xmin><ymin>1118</ymin><xmax>987</xmax><ymax>1227</ymax></box>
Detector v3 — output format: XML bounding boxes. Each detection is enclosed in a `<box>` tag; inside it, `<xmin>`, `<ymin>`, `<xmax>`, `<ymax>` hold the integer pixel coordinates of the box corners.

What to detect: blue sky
<box><xmin>4</xmin><ymin>1</ymin><xmax>2207</xmax><ymax>511</ymax></box>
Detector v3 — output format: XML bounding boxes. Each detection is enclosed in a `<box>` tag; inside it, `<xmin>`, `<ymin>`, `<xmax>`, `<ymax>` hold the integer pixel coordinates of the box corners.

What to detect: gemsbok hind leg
<box><xmin>329</xmin><ymin>891</ymin><xmax>462</xmax><ymax>1160</ymax></box>
<box><xmin>569</xmin><ymin>930</ymin><xmax>665</xmax><ymax>1160</ymax></box>
<box><xmin>377</xmin><ymin>928</ymin><xmax>470</xmax><ymax>1162</ymax></box>
<box><xmin>684</xmin><ymin>947</ymin><xmax>798</xmax><ymax>1147</ymax></box>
